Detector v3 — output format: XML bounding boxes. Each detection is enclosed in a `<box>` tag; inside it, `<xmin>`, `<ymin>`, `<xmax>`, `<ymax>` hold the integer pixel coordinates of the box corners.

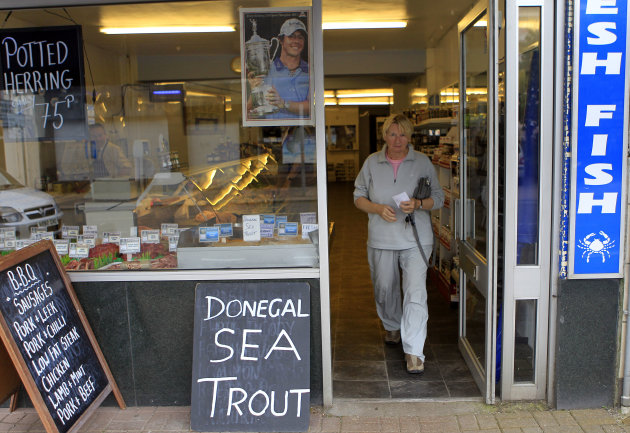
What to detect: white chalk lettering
<box><xmin>205</xmin><ymin>296</ymin><xmax>310</xmax><ymax>320</ymax></box>
<box><xmin>241</xmin><ymin>329</ymin><xmax>262</xmax><ymax>361</ymax></box>
<box><xmin>264</xmin><ymin>329</ymin><xmax>301</xmax><ymax>361</ymax></box>
<box><xmin>60</xmin><ymin>326</ymin><xmax>80</xmax><ymax>351</ymax></box>
<box><xmin>197</xmin><ymin>376</ymin><xmax>238</xmax><ymax>418</ymax></box>
<box><xmin>210</xmin><ymin>328</ymin><xmax>235</xmax><ymax>363</ymax></box>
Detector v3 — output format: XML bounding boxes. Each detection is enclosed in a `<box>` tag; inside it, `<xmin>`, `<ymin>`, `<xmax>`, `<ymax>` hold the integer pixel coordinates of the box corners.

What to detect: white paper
<box><xmin>392</xmin><ymin>192</ymin><xmax>410</xmax><ymax>208</ymax></box>
<box><xmin>302</xmin><ymin>223</ymin><xmax>318</xmax><ymax>240</ymax></box>
<box><xmin>243</xmin><ymin>214</ymin><xmax>261</xmax><ymax>242</ymax></box>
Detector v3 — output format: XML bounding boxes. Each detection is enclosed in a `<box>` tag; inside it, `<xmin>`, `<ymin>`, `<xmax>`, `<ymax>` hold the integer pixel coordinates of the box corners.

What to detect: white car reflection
<box><xmin>0</xmin><ymin>169</ymin><xmax>63</xmax><ymax>237</ymax></box>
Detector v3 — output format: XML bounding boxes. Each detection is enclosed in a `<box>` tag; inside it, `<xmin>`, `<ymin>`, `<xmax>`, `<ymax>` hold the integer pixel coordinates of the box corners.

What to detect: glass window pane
<box><xmin>463</xmin><ymin>13</ymin><xmax>489</xmax><ymax>258</ymax></box>
<box><xmin>0</xmin><ymin>1</ymin><xmax>317</xmax><ymax>272</ymax></box>
<box><xmin>514</xmin><ymin>299</ymin><xmax>537</xmax><ymax>382</ymax></box>
<box><xmin>516</xmin><ymin>7</ymin><xmax>541</xmax><ymax>265</ymax></box>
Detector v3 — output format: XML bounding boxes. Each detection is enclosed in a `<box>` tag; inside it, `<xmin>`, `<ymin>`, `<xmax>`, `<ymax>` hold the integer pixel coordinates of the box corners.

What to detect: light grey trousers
<box><xmin>367</xmin><ymin>245</ymin><xmax>431</xmax><ymax>361</ymax></box>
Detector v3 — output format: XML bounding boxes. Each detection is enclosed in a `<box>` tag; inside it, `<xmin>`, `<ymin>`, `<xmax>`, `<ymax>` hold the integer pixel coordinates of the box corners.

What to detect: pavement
<box><xmin>3</xmin><ymin>400</ymin><xmax>630</xmax><ymax>433</ymax></box>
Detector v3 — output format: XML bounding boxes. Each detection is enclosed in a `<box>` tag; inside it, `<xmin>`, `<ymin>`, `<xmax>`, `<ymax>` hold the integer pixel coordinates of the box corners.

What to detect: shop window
<box><xmin>0</xmin><ymin>0</ymin><xmax>317</xmax><ymax>272</ymax></box>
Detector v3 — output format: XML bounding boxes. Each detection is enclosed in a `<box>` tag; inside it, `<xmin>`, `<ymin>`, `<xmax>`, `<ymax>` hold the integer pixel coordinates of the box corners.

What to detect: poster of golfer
<box><xmin>240</xmin><ymin>7</ymin><xmax>313</xmax><ymax>127</ymax></box>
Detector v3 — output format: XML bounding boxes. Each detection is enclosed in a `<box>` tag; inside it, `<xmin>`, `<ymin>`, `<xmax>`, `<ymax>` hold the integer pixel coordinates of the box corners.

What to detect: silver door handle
<box><xmin>454</xmin><ymin>199</ymin><xmax>461</xmax><ymax>240</ymax></box>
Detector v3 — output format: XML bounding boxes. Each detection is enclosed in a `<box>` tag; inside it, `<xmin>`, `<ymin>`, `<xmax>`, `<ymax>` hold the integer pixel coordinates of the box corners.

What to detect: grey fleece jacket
<box><xmin>353</xmin><ymin>145</ymin><xmax>444</xmax><ymax>249</ymax></box>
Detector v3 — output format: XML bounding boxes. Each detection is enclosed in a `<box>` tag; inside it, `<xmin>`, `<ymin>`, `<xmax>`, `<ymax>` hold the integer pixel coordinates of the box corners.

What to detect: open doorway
<box><xmin>324</xmin><ymin>0</ymin><xmax>502</xmax><ymax>401</ymax></box>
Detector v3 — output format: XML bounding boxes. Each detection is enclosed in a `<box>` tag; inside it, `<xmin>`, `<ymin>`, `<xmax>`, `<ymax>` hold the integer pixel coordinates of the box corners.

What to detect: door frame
<box><xmin>501</xmin><ymin>0</ymin><xmax>553</xmax><ymax>400</ymax></box>
<box><xmin>457</xmin><ymin>0</ymin><xmax>500</xmax><ymax>404</ymax></box>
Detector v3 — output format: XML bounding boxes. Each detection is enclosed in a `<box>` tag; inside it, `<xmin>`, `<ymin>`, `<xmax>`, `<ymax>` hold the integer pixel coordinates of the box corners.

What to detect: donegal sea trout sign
<box><xmin>569</xmin><ymin>0</ymin><xmax>630</xmax><ymax>278</ymax></box>
<box><xmin>0</xmin><ymin>240</ymin><xmax>125</xmax><ymax>433</ymax></box>
<box><xmin>190</xmin><ymin>282</ymin><xmax>310</xmax><ymax>432</ymax></box>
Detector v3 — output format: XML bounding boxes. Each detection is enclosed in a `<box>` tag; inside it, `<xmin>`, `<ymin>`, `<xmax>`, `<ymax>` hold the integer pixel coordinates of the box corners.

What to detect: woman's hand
<box><xmin>379</xmin><ymin>204</ymin><xmax>397</xmax><ymax>222</ymax></box>
<box><xmin>400</xmin><ymin>199</ymin><xmax>418</xmax><ymax>214</ymax></box>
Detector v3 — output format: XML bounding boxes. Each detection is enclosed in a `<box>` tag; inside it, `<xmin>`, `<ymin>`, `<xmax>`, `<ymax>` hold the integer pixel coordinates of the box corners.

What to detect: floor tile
<box><xmin>389</xmin><ymin>381</ymin><xmax>449</xmax><ymax>398</ymax></box>
<box><xmin>333</xmin><ymin>360</ymin><xmax>387</xmax><ymax>381</ymax></box>
<box><xmin>446</xmin><ymin>380</ymin><xmax>482</xmax><ymax>397</ymax></box>
<box><xmin>333</xmin><ymin>380</ymin><xmax>391</xmax><ymax>398</ymax></box>
<box><xmin>439</xmin><ymin>358</ymin><xmax>476</xmax><ymax>382</ymax></box>
<box><xmin>334</xmin><ymin>342</ymin><xmax>384</xmax><ymax>361</ymax></box>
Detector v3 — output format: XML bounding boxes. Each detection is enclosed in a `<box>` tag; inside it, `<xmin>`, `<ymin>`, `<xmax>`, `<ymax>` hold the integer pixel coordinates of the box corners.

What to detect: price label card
<box><xmin>278</xmin><ymin>222</ymin><xmax>298</xmax><ymax>236</ymax></box>
<box><xmin>302</xmin><ymin>223</ymin><xmax>319</xmax><ymax>240</ymax></box>
<box><xmin>4</xmin><ymin>239</ymin><xmax>16</xmax><ymax>250</ymax></box>
<box><xmin>34</xmin><ymin>232</ymin><xmax>54</xmax><ymax>241</ymax></box>
<box><xmin>119</xmin><ymin>237</ymin><xmax>141</xmax><ymax>254</ymax></box>
<box><xmin>141</xmin><ymin>229</ymin><xmax>160</xmax><ymax>244</ymax></box>
<box><xmin>54</xmin><ymin>239</ymin><xmax>69</xmax><ymax>255</ymax></box>
<box><xmin>199</xmin><ymin>227</ymin><xmax>220</xmax><ymax>243</ymax></box>
<box><xmin>275</xmin><ymin>215</ymin><xmax>287</xmax><ymax>227</ymax></box>
<box><xmin>83</xmin><ymin>225</ymin><xmax>98</xmax><ymax>236</ymax></box>
<box><xmin>103</xmin><ymin>232</ymin><xmax>121</xmax><ymax>244</ymax></box>
<box><xmin>69</xmin><ymin>243</ymin><xmax>90</xmax><ymax>258</ymax></box>
<box><xmin>261</xmin><ymin>224</ymin><xmax>275</xmax><ymax>238</ymax></box>
<box><xmin>217</xmin><ymin>223</ymin><xmax>233</xmax><ymax>238</ymax></box>
<box><xmin>78</xmin><ymin>234</ymin><xmax>96</xmax><ymax>248</ymax></box>
<box><xmin>300</xmin><ymin>212</ymin><xmax>317</xmax><ymax>225</ymax></box>
<box><xmin>30</xmin><ymin>226</ymin><xmax>47</xmax><ymax>238</ymax></box>
<box><xmin>242</xmin><ymin>215</ymin><xmax>261</xmax><ymax>242</ymax></box>
<box><xmin>168</xmin><ymin>235</ymin><xmax>179</xmax><ymax>252</ymax></box>
<box><xmin>62</xmin><ymin>225</ymin><xmax>80</xmax><ymax>238</ymax></box>
<box><xmin>16</xmin><ymin>239</ymin><xmax>35</xmax><ymax>250</ymax></box>
<box><xmin>262</xmin><ymin>214</ymin><xmax>276</xmax><ymax>225</ymax></box>
<box><xmin>0</xmin><ymin>228</ymin><xmax>16</xmax><ymax>240</ymax></box>
<box><xmin>162</xmin><ymin>223</ymin><xmax>178</xmax><ymax>236</ymax></box>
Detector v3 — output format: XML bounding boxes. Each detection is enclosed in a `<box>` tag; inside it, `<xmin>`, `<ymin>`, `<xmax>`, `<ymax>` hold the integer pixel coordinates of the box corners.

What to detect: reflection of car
<box><xmin>0</xmin><ymin>169</ymin><xmax>63</xmax><ymax>237</ymax></box>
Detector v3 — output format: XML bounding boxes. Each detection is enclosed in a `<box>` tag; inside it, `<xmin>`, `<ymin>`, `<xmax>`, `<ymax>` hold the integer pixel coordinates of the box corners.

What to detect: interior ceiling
<box><xmin>2</xmin><ymin>0</ymin><xmax>475</xmax><ymax>56</ymax></box>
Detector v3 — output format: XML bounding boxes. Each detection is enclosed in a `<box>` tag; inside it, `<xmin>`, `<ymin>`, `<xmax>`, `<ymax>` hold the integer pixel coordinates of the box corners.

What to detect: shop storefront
<box><xmin>0</xmin><ymin>0</ymin><xmax>628</xmax><ymax>414</ymax></box>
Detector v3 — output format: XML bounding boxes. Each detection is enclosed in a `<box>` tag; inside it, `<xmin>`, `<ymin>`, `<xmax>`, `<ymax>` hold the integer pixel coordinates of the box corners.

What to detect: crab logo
<box><xmin>577</xmin><ymin>231</ymin><xmax>615</xmax><ymax>263</ymax></box>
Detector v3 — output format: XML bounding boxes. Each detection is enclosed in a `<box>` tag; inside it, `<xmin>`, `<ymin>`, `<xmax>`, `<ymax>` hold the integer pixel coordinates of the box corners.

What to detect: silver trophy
<box><xmin>245</xmin><ymin>20</ymin><xmax>279</xmax><ymax>116</ymax></box>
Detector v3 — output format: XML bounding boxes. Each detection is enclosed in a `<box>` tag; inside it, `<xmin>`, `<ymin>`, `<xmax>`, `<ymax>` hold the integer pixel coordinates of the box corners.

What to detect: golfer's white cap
<box><xmin>279</xmin><ymin>18</ymin><xmax>307</xmax><ymax>37</ymax></box>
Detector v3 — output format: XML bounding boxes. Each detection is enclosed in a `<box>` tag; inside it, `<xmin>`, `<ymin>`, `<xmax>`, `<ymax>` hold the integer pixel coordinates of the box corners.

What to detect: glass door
<box><xmin>457</xmin><ymin>0</ymin><xmax>498</xmax><ymax>403</ymax></box>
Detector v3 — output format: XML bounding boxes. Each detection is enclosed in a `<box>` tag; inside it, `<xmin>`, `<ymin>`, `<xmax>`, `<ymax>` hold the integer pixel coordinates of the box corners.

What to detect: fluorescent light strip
<box><xmin>101</xmin><ymin>26</ymin><xmax>235</xmax><ymax>34</ymax></box>
<box><xmin>338</xmin><ymin>101</ymin><xmax>392</xmax><ymax>105</ymax></box>
<box><xmin>323</xmin><ymin>21</ymin><xmax>407</xmax><ymax>30</ymax></box>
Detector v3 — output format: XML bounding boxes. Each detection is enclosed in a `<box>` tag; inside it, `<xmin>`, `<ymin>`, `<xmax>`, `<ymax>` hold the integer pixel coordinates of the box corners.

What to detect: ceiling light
<box><xmin>101</xmin><ymin>26</ymin><xmax>235</xmax><ymax>34</ymax></box>
<box><xmin>335</xmin><ymin>88</ymin><xmax>393</xmax><ymax>98</ymax></box>
<box><xmin>323</xmin><ymin>21</ymin><xmax>407</xmax><ymax>30</ymax></box>
<box><xmin>338</xmin><ymin>97</ymin><xmax>392</xmax><ymax>105</ymax></box>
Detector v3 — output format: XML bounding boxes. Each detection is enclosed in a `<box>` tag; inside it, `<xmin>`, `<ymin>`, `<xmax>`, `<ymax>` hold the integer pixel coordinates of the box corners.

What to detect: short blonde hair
<box><xmin>381</xmin><ymin>113</ymin><xmax>414</xmax><ymax>141</ymax></box>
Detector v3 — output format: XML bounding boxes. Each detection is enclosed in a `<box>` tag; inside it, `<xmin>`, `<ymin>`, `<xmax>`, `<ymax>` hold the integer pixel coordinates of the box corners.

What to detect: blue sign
<box><xmin>570</xmin><ymin>0</ymin><xmax>630</xmax><ymax>277</ymax></box>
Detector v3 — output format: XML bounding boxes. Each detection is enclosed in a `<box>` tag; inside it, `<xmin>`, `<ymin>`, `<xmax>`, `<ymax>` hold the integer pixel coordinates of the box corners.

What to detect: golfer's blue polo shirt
<box><xmin>265</xmin><ymin>57</ymin><xmax>309</xmax><ymax>119</ymax></box>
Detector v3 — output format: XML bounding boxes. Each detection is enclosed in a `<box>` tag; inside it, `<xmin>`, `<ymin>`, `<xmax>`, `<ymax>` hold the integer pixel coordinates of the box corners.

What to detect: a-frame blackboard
<box><xmin>0</xmin><ymin>240</ymin><xmax>125</xmax><ymax>433</ymax></box>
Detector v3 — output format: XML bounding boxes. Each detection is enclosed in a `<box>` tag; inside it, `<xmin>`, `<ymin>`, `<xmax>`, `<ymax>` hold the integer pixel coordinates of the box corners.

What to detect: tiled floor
<box><xmin>327</xmin><ymin>181</ymin><xmax>480</xmax><ymax>399</ymax></box>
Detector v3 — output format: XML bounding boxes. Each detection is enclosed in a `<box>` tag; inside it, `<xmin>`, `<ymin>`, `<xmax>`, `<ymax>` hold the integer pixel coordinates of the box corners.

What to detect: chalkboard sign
<box><xmin>0</xmin><ymin>26</ymin><xmax>87</xmax><ymax>141</ymax></box>
<box><xmin>191</xmin><ymin>282</ymin><xmax>310</xmax><ymax>432</ymax></box>
<box><xmin>0</xmin><ymin>240</ymin><xmax>124</xmax><ymax>433</ymax></box>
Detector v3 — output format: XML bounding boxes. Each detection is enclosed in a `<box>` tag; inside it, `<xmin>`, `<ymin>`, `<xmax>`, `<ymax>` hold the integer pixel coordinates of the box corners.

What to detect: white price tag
<box><xmin>54</xmin><ymin>239</ymin><xmax>69</xmax><ymax>255</ymax></box>
<box><xmin>302</xmin><ymin>223</ymin><xmax>319</xmax><ymax>240</ymax></box>
<box><xmin>119</xmin><ymin>237</ymin><xmax>141</xmax><ymax>254</ymax></box>
<box><xmin>243</xmin><ymin>215</ymin><xmax>261</xmax><ymax>242</ymax></box>
<box><xmin>141</xmin><ymin>230</ymin><xmax>160</xmax><ymax>244</ymax></box>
